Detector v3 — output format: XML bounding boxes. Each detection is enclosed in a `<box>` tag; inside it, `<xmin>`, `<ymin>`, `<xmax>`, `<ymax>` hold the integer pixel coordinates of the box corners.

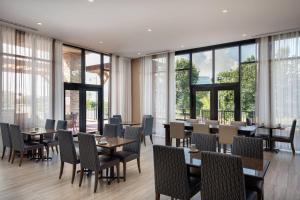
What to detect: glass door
<box><xmin>217</xmin><ymin>89</ymin><xmax>235</xmax><ymax>125</ymax></box>
<box><xmin>195</xmin><ymin>90</ymin><xmax>211</xmax><ymax>123</ymax></box>
<box><xmin>86</xmin><ymin>90</ymin><xmax>100</xmax><ymax>132</ymax></box>
<box><xmin>64</xmin><ymin>89</ymin><xmax>80</xmax><ymax>132</ymax></box>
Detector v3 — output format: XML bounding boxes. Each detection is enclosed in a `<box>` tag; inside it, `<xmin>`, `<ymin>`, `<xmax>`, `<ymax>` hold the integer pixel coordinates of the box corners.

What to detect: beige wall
<box><xmin>131</xmin><ymin>58</ymin><xmax>141</xmax><ymax>123</ymax></box>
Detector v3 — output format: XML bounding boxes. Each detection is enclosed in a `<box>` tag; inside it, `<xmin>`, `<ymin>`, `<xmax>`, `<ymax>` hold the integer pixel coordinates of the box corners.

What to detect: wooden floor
<box><xmin>0</xmin><ymin>137</ymin><xmax>300</xmax><ymax>200</ymax></box>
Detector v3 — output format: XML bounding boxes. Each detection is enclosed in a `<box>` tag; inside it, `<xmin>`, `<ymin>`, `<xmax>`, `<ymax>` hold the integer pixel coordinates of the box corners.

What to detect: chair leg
<box><xmin>123</xmin><ymin>162</ymin><xmax>127</xmax><ymax>182</ymax></box>
<box><xmin>137</xmin><ymin>157</ymin><xmax>141</xmax><ymax>173</ymax></box>
<box><xmin>79</xmin><ymin>167</ymin><xmax>84</xmax><ymax>187</ymax></box>
<box><xmin>55</xmin><ymin>145</ymin><xmax>59</xmax><ymax>154</ymax></box>
<box><xmin>8</xmin><ymin>147</ymin><xmax>12</xmax><ymax>162</ymax></box>
<box><xmin>150</xmin><ymin>135</ymin><xmax>153</xmax><ymax>144</ymax></box>
<box><xmin>11</xmin><ymin>150</ymin><xmax>15</xmax><ymax>164</ymax></box>
<box><xmin>71</xmin><ymin>164</ymin><xmax>76</xmax><ymax>184</ymax></box>
<box><xmin>59</xmin><ymin>161</ymin><xmax>64</xmax><ymax>179</ymax></box>
<box><xmin>155</xmin><ymin>192</ymin><xmax>160</xmax><ymax>200</ymax></box>
<box><xmin>1</xmin><ymin>146</ymin><xmax>6</xmax><ymax>159</ymax></box>
<box><xmin>291</xmin><ymin>142</ymin><xmax>295</xmax><ymax>155</ymax></box>
<box><xmin>46</xmin><ymin>146</ymin><xmax>49</xmax><ymax>159</ymax></box>
<box><xmin>143</xmin><ymin>135</ymin><xmax>146</xmax><ymax>146</ymax></box>
<box><xmin>94</xmin><ymin>170</ymin><xmax>99</xmax><ymax>193</ymax></box>
<box><xmin>51</xmin><ymin>146</ymin><xmax>55</xmax><ymax>153</ymax></box>
<box><xmin>116</xmin><ymin>164</ymin><xmax>120</xmax><ymax>183</ymax></box>
<box><xmin>40</xmin><ymin>148</ymin><xmax>44</xmax><ymax>161</ymax></box>
<box><xmin>19</xmin><ymin>152</ymin><xmax>24</xmax><ymax>167</ymax></box>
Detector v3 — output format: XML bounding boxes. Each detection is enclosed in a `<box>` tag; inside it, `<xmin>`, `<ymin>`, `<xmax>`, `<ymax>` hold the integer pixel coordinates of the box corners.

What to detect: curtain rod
<box><xmin>254</xmin><ymin>27</ymin><xmax>300</xmax><ymax>38</ymax></box>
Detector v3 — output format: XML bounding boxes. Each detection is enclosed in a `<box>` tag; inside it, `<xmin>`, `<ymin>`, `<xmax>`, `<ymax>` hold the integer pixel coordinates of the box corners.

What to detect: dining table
<box><xmin>163</xmin><ymin>121</ymin><xmax>257</xmax><ymax>146</ymax></box>
<box><xmin>121</xmin><ymin>122</ymin><xmax>141</xmax><ymax>126</ymax></box>
<box><xmin>184</xmin><ymin>148</ymin><xmax>270</xmax><ymax>180</ymax></box>
<box><xmin>257</xmin><ymin>126</ymin><xmax>285</xmax><ymax>152</ymax></box>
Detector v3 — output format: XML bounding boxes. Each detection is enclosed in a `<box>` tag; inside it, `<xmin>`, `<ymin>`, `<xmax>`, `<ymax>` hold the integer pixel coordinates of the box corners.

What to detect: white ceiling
<box><xmin>0</xmin><ymin>0</ymin><xmax>300</xmax><ymax>58</ymax></box>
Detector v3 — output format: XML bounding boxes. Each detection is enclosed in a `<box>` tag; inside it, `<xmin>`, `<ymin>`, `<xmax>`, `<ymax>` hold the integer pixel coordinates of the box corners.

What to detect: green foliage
<box><xmin>86</xmin><ymin>99</ymin><xmax>96</xmax><ymax>110</ymax></box>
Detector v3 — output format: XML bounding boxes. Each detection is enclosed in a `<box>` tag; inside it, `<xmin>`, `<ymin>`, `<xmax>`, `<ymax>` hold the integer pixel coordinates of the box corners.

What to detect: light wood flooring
<box><xmin>0</xmin><ymin>137</ymin><xmax>300</xmax><ymax>200</ymax></box>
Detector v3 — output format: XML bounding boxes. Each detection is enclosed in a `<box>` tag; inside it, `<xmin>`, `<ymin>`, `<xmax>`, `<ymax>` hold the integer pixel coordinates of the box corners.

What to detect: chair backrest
<box><xmin>218</xmin><ymin>125</ymin><xmax>238</xmax><ymax>145</ymax></box>
<box><xmin>186</xmin><ymin>118</ymin><xmax>199</xmax><ymax>124</ymax></box>
<box><xmin>123</xmin><ymin>127</ymin><xmax>141</xmax><ymax>155</ymax></box>
<box><xmin>201</xmin><ymin>152</ymin><xmax>246</xmax><ymax>200</ymax></box>
<box><xmin>230</xmin><ymin>121</ymin><xmax>246</xmax><ymax>128</ymax></box>
<box><xmin>109</xmin><ymin>117</ymin><xmax>122</xmax><ymax>137</ymax></box>
<box><xmin>0</xmin><ymin>123</ymin><xmax>12</xmax><ymax>147</ymax></box>
<box><xmin>191</xmin><ymin>133</ymin><xmax>217</xmax><ymax>152</ymax></box>
<box><xmin>9</xmin><ymin>124</ymin><xmax>24</xmax><ymax>151</ymax></box>
<box><xmin>143</xmin><ymin>117</ymin><xmax>153</xmax><ymax>136</ymax></box>
<box><xmin>141</xmin><ymin>115</ymin><xmax>152</xmax><ymax>128</ymax></box>
<box><xmin>170</xmin><ymin>122</ymin><xmax>185</xmax><ymax>139</ymax></box>
<box><xmin>289</xmin><ymin>119</ymin><xmax>297</xmax><ymax>141</ymax></box>
<box><xmin>193</xmin><ymin>123</ymin><xmax>210</xmax><ymax>134</ymax></box>
<box><xmin>78</xmin><ymin>133</ymin><xmax>99</xmax><ymax>171</ymax></box>
<box><xmin>113</xmin><ymin>115</ymin><xmax>122</xmax><ymax>123</ymax></box>
<box><xmin>58</xmin><ymin>130</ymin><xmax>78</xmax><ymax>164</ymax></box>
<box><xmin>232</xmin><ymin>136</ymin><xmax>263</xmax><ymax>159</ymax></box>
<box><xmin>103</xmin><ymin>124</ymin><xmax>118</xmax><ymax>137</ymax></box>
<box><xmin>205</xmin><ymin>120</ymin><xmax>219</xmax><ymax>126</ymax></box>
<box><xmin>45</xmin><ymin>119</ymin><xmax>56</xmax><ymax>129</ymax></box>
<box><xmin>56</xmin><ymin>120</ymin><xmax>68</xmax><ymax>130</ymax></box>
<box><xmin>153</xmin><ymin>145</ymin><xmax>190</xmax><ymax>199</ymax></box>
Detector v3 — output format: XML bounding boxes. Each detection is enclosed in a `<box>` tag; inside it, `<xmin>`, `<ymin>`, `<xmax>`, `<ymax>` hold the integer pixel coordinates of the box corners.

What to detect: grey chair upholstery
<box><xmin>0</xmin><ymin>123</ymin><xmax>12</xmax><ymax>161</ymax></box>
<box><xmin>142</xmin><ymin>116</ymin><xmax>153</xmax><ymax>146</ymax></box>
<box><xmin>271</xmin><ymin>119</ymin><xmax>297</xmax><ymax>155</ymax></box>
<box><xmin>153</xmin><ymin>145</ymin><xmax>201</xmax><ymax>200</ymax></box>
<box><xmin>45</xmin><ymin>119</ymin><xmax>56</xmax><ymax>129</ymax></box>
<box><xmin>232</xmin><ymin>136</ymin><xmax>264</xmax><ymax>200</ymax></box>
<box><xmin>10</xmin><ymin>124</ymin><xmax>44</xmax><ymax>166</ymax></box>
<box><xmin>191</xmin><ymin>133</ymin><xmax>217</xmax><ymax>152</ymax></box>
<box><xmin>78</xmin><ymin>133</ymin><xmax>120</xmax><ymax>192</ymax></box>
<box><xmin>58</xmin><ymin>130</ymin><xmax>80</xmax><ymax>184</ymax></box>
<box><xmin>113</xmin><ymin>127</ymin><xmax>141</xmax><ymax>181</ymax></box>
<box><xmin>56</xmin><ymin>120</ymin><xmax>67</xmax><ymax>130</ymax></box>
<box><xmin>201</xmin><ymin>151</ymin><xmax>257</xmax><ymax>200</ymax></box>
<box><xmin>113</xmin><ymin>115</ymin><xmax>122</xmax><ymax>123</ymax></box>
<box><xmin>110</xmin><ymin>117</ymin><xmax>124</xmax><ymax>137</ymax></box>
<box><xmin>103</xmin><ymin>124</ymin><xmax>119</xmax><ymax>137</ymax></box>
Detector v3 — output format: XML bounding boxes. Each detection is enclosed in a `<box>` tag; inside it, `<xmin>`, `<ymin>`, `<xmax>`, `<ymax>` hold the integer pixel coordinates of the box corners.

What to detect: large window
<box><xmin>192</xmin><ymin>51</ymin><xmax>213</xmax><ymax>84</ymax></box>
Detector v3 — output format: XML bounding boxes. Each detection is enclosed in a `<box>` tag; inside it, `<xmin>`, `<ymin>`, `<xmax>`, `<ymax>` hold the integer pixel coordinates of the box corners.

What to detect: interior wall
<box><xmin>131</xmin><ymin>58</ymin><xmax>141</xmax><ymax>123</ymax></box>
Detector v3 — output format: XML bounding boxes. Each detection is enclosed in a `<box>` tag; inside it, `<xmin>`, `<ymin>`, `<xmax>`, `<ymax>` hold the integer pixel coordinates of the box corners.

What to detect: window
<box><xmin>85</xmin><ymin>51</ymin><xmax>101</xmax><ymax>85</ymax></box>
<box><xmin>175</xmin><ymin>54</ymin><xmax>190</xmax><ymax>119</ymax></box>
<box><xmin>63</xmin><ymin>46</ymin><xmax>82</xmax><ymax>83</ymax></box>
<box><xmin>215</xmin><ymin>46</ymin><xmax>239</xmax><ymax>83</ymax></box>
<box><xmin>192</xmin><ymin>51</ymin><xmax>213</xmax><ymax>84</ymax></box>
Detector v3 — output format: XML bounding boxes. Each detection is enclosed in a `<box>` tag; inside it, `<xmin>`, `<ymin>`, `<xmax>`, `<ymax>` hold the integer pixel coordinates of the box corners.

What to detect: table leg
<box><xmin>40</xmin><ymin>135</ymin><xmax>52</xmax><ymax>160</ymax></box>
<box><xmin>165</xmin><ymin>125</ymin><xmax>171</xmax><ymax>146</ymax></box>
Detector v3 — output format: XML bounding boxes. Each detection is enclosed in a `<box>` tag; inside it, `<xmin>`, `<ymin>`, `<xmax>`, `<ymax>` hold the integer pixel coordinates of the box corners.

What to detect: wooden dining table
<box><xmin>121</xmin><ymin>122</ymin><xmax>141</xmax><ymax>126</ymax></box>
<box><xmin>257</xmin><ymin>126</ymin><xmax>285</xmax><ymax>152</ymax></box>
<box><xmin>163</xmin><ymin>121</ymin><xmax>257</xmax><ymax>146</ymax></box>
<box><xmin>184</xmin><ymin>148</ymin><xmax>270</xmax><ymax>180</ymax></box>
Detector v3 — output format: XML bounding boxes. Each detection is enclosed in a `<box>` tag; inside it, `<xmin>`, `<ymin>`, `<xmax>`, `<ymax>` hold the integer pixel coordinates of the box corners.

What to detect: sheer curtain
<box><xmin>140</xmin><ymin>56</ymin><xmax>153</xmax><ymax>116</ymax></box>
<box><xmin>111</xmin><ymin>55</ymin><xmax>132</xmax><ymax>122</ymax></box>
<box><xmin>54</xmin><ymin>40</ymin><xmax>64</xmax><ymax>120</ymax></box>
<box><xmin>0</xmin><ymin>25</ymin><xmax>53</xmax><ymax>129</ymax></box>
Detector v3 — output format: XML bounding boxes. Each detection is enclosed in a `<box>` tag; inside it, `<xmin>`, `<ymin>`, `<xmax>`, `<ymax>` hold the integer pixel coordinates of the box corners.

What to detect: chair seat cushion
<box><xmin>99</xmin><ymin>155</ymin><xmax>120</xmax><ymax>170</ymax></box>
<box><xmin>97</xmin><ymin>147</ymin><xmax>110</xmax><ymax>155</ymax></box>
<box><xmin>271</xmin><ymin>135</ymin><xmax>290</xmax><ymax>142</ymax></box>
<box><xmin>246</xmin><ymin>190</ymin><xmax>257</xmax><ymax>200</ymax></box>
<box><xmin>24</xmin><ymin>143</ymin><xmax>44</xmax><ymax>150</ymax></box>
<box><xmin>113</xmin><ymin>151</ymin><xmax>138</xmax><ymax>162</ymax></box>
<box><xmin>255</xmin><ymin>133</ymin><xmax>269</xmax><ymax>139</ymax></box>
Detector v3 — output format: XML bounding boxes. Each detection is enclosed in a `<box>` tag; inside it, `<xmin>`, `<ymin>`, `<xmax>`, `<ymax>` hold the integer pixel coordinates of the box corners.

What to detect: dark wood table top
<box><xmin>22</xmin><ymin>128</ymin><xmax>57</xmax><ymax>136</ymax></box>
<box><xmin>183</xmin><ymin>148</ymin><xmax>270</xmax><ymax>179</ymax></box>
<box><xmin>121</xmin><ymin>122</ymin><xmax>141</xmax><ymax>126</ymax></box>
<box><xmin>95</xmin><ymin>136</ymin><xmax>136</xmax><ymax>149</ymax></box>
<box><xmin>258</xmin><ymin>126</ymin><xmax>285</xmax><ymax>130</ymax></box>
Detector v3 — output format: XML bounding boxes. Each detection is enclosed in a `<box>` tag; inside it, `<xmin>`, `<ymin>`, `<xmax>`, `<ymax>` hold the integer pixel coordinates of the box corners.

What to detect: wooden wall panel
<box><xmin>131</xmin><ymin>58</ymin><xmax>141</xmax><ymax>123</ymax></box>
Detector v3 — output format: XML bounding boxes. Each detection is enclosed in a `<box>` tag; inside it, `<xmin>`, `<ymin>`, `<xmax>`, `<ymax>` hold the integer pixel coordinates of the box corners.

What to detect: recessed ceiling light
<box><xmin>221</xmin><ymin>9</ymin><xmax>228</xmax><ymax>13</ymax></box>
<box><xmin>98</xmin><ymin>41</ymin><xmax>103</xmax><ymax>44</ymax></box>
<box><xmin>88</xmin><ymin>0</ymin><xmax>94</xmax><ymax>2</ymax></box>
<box><xmin>137</xmin><ymin>52</ymin><xmax>141</xmax><ymax>55</ymax></box>
<box><xmin>147</xmin><ymin>28</ymin><xmax>152</xmax><ymax>32</ymax></box>
<box><xmin>242</xmin><ymin>33</ymin><xmax>247</xmax><ymax>37</ymax></box>
<box><xmin>37</xmin><ymin>22</ymin><xmax>43</xmax><ymax>26</ymax></box>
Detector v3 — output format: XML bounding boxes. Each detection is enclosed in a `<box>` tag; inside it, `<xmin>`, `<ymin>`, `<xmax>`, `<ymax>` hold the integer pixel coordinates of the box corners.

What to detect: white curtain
<box><xmin>140</xmin><ymin>56</ymin><xmax>153</xmax><ymax>117</ymax></box>
<box><xmin>0</xmin><ymin>25</ymin><xmax>53</xmax><ymax>129</ymax></box>
<box><xmin>169</xmin><ymin>52</ymin><xmax>176</xmax><ymax>121</ymax></box>
<box><xmin>54</xmin><ymin>40</ymin><xmax>64</xmax><ymax>120</ymax></box>
<box><xmin>111</xmin><ymin>55</ymin><xmax>132</xmax><ymax>122</ymax></box>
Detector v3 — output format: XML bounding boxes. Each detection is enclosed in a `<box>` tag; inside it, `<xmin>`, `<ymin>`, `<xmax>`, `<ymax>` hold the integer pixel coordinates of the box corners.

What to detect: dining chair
<box><xmin>110</xmin><ymin>117</ymin><xmax>123</xmax><ymax>137</ymax></box>
<box><xmin>10</xmin><ymin>124</ymin><xmax>44</xmax><ymax>166</ymax></box>
<box><xmin>0</xmin><ymin>123</ymin><xmax>12</xmax><ymax>162</ymax></box>
<box><xmin>58</xmin><ymin>130</ymin><xmax>80</xmax><ymax>184</ymax></box>
<box><xmin>113</xmin><ymin>115</ymin><xmax>122</xmax><ymax>123</ymax></box>
<box><xmin>114</xmin><ymin>127</ymin><xmax>141</xmax><ymax>181</ymax></box>
<box><xmin>271</xmin><ymin>119</ymin><xmax>297</xmax><ymax>155</ymax></box>
<box><xmin>232</xmin><ymin>136</ymin><xmax>264</xmax><ymax>200</ymax></box>
<box><xmin>43</xmin><ymin>119</ymin><xmax>59</xmax><ymax>159</ymax></box>
<box><xmin>170</xmin><ymin>122</ymin><xmax>190</xmax><ymax>147</ymax></box>
<box><xmin>78</xmin><ymin>133</ymin><xmax>120</xmax><ymax>192</ymax></box>
<box><xmin>141</xmin><ymin>116</ymin><xmax>153</xmax><ymax>146</ymax></box>
<box><xmin>153</xmin><ymin>145</ymin><xmax>201</xmax><ymax>200</ymax></box>
<box><xmin>191</xmin><ymin>133</ymin><xmax>217</xmax><ymax>152</ymax></box>
<box><xmin>231</xmin><ymin>121</ymin><xmax>247</xmax><ymax>128</ymax></box>
<box><xmin>192</xmin><ymin>123</ymin><xmax>210</xmax><ymax>134</ymax></box>
<box><xmin>51</xmin><ymin>120</ymin><xmax>68</xmax><ymax>154</ymax></box>
<box><xmin>201</xmin><ymin>151</ymin><xmax>257</xmax><ymax>200</ymax></box>
<box><xmin>218</xmin><ymin>125</ymin><xmax>238</xmax><ymax>153</ymax></box>
<box><xmin>205</xmin><ymin>119</ymin><xmax>219</xmax><ymax>126</ymax></box>
<box><xmin>103</xmin><ymin>124</ymin><xmax>119</xmax><ymax>137</ymax></box>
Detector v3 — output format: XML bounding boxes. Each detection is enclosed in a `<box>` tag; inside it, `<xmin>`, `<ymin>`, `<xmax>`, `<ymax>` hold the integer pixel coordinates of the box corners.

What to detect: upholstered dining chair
<box><xmin>78</xmin><ymin>133</ymin><xmax>120</xmax><ymax>192</ymax></box>
<box><xmin>0</xmin><ymin>123</ymin><xmax>12</xmax><ymax>162</ymax></box>
<box><xmin>232</xmin><ymin>136</ymin><xmax>264</xmax><ymax>200</ymax></box>
<box><xmin>153</xmin><ymin>145</ymin><xmax>201</xmax><ymax>200</ymax></box>
<box><xmin>192</xmin><ymin>123</ymin><xmax>210</xmax><ymax>134</ymax></box>
<box><xmin>113</xmin><ymin>114</ymin><xmax>122</xmax><ymax>123</ymax></box>
<box><xmin>58</xmin><ymin>130</ymin><xmax>80</xmax><ymax>184</ymax></box>
<box><xmin>51</xmin><ymin>120</ymin><xmax>68</xmax><ymax>154</ymax></box>
<box><xmin>201</xmin><ymin>151</ymin><xmax>257</xmax><ymax>200</ymax></box>
<box><xmin>141</xmin><ymin>116</ymin><xmax>153</xmax><ymax>146</ymax></box>
<box><xmin>103</xmin><ymin>124</ymin><xmax>119</xmax><ymax>137</ymax></box>
<box><xmin>191</xmin><ymin>133</ymin><xmax>217</xmax><ymax>152</ymax></box>
<box><xmin>170</xmin><ymin>122</ymin><xmax>190</xmax><ymax>147</ymax></box>
<box><xmin>231</xmin><ymin>121</ymin><xmax>247</xmax><ymax>128</ymax></box>
<box><xmin>218</xmin><ymin>125</ymin><xmax>238</xmax><ymax>153</ymax></box>
<box><xmin>114</xmin><ymin>127</ymin><xmax>141</xmax><ymax>181</ymax></box>
<box><xmin>10</xmin><ymin>124</ymin><xmax>44</xmax><ymax>167</ymax></box>
<box><xmin>271</xmin><ymin>119</ymin><xmax>297</xmax><ymax>155</ymax></box>
<box><xmin>110</xmin><ymin>117</ymin><xmax>123</xmax><ymax>137</ymax></box>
